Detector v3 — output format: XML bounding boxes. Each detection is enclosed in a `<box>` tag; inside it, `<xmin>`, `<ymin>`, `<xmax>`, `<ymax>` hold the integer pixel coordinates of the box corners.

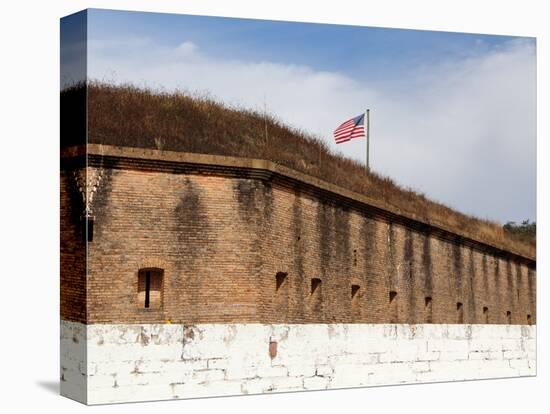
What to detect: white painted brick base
<box><xmin>60</xmin><ymin>321</ymin><xmax>536</xmax><ymax>405</ymax></box>
<box><xmin>60</xmin><ymin>321</ymin><xmax>87</xmax><ymax>403</ymax></box>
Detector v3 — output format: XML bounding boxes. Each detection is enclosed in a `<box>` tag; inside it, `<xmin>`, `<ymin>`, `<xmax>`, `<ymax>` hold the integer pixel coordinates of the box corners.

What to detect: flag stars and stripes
<box><xmin>334</xmin><ymin>113</ymin><xmax>366</xmax><ymax>144</ymax></box>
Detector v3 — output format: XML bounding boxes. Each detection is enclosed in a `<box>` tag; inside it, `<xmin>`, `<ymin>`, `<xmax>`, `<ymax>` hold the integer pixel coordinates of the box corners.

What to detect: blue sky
<box><xmin>76</xmin><ymin>9</ymin><xmax>536</xmax><ymax>224</ymax></box>
<box><xmin>87</xmin><ymin>9</ymin><xmax>524</xmax><ymax>83</ymax></box>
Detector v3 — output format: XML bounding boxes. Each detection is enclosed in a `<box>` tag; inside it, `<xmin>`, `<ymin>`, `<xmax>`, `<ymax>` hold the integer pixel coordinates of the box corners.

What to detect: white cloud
<box><xmin>88</xmin><ymin>37</ymin><xmax>536</xmax><ymax>224</ymax></box>
<box><xmin>175</xmin><ymin>41</ymin><xmax>198</xmax><ymax>58</ymax></box>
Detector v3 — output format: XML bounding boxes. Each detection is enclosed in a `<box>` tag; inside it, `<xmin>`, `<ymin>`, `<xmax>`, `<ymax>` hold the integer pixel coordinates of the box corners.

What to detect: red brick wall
<box><xmin>260</xmin><ymin>185</ymin><xmax>535</xmax><ymax>324</ymax></box>
<box><xmin>60</xmin><ymin>172</ymin><xmax>87</xmax><ymax>323</ymax></box>
<box><xmin>60</xmin><ymin>149</ymin><xmax>536</xmax><ymax>325</ymax></box>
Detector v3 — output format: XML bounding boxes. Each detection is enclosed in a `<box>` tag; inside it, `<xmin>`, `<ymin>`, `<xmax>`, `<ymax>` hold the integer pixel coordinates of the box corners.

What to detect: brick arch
<box><xmin>137</xmin><ymin>257</ymin><xmax>169</xmax><ymax>271</ymax></box>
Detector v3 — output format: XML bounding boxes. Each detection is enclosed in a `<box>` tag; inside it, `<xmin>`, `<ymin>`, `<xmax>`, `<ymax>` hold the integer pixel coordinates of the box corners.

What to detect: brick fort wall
<box><xmin>60</xmin><ymin>145</ymin><xmax>536</xmax><ymax>326</ymax></box>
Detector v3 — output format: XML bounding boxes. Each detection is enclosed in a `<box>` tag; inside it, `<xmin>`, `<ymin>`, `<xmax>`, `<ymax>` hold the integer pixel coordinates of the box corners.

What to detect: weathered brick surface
<box><xmin>60</xmin><ymin>172</ymin><xmax>87</xmax><ymax>323</ymax></box>
<box><xmin>60</xmin><ymin>146</ymin><xmax>536</xmax><ymax>325</ymax></box>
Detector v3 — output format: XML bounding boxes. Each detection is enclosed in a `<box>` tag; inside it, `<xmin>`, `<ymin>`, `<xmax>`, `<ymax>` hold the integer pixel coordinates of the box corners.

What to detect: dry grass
<box><xmin>71</xmin><ymin>81</ymin><xmax>534</xmax><ymax>258</ymax></box>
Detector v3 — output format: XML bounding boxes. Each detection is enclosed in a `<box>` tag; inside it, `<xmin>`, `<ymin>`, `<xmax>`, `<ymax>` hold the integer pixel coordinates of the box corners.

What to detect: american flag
<box><xmin>333</xmin><ymin>113</ymin><xmax>366</xmax><ymax>144</ymax></box>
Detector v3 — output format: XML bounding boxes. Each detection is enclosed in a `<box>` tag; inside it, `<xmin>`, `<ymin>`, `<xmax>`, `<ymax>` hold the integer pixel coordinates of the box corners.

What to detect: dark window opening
<box><xmin>275</xmin><ymin>272</ymin><xmax>288</xmax><ymax>292</ymax></box>
<box><xmin>483</xmin><ymin>306</ymin><xmax>489</xmax><ymax>324</ymax></box>
<box><xmin>309</xmin><ymin>278</ymin><xmax>323</xmax><ymax>311</ymax></box>
<box><xmin>457</xmin><ymin>302</ymin><xmax>464</xmax><ymax>324</ymax></box>
<box><xmin>81</xmin><ymin>216</ymin><xmax>94</xmax><ymax>242</ymax></box>
<box><xmin>389</xmin><ymin>291</ymin><xmax>397</xmax><ymax>303</ymax></box>
<box><xmin>87</xmin><ymin>217</ymin><xmax>94</xmax><ymax>242</ymax></box>
<box><xmin>138</xmin><ymin>268</ymin><xmax>163</xmax><ymax>309</ymax></box>
<box><xmin>351</xmin><ymin>284</ymin><xmax>360</xmax><ymax>300</ymax></box>
<box><xmin>527</xmin><ymin>314</ymin><xmax>532</xmax><ymax>325</ymax></box>
<box><xmin>311</xmin><ymin>278</ymin><xmax>322</xmax><ymax>295</ymax></box>
<box><xmin>144</xmin><ymin>271</ymin><xmax>151</xmax><ymax>308</ymax></box>
<box><xmin>506</xmin><ymin>311</ymin><xmax>512</xmax><ymax>324</ymax></box>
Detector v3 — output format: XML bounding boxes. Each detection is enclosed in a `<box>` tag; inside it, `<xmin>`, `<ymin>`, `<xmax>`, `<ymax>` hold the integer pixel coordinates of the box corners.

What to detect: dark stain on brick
<box><xmin>527</xmin><ymin>268</ymin><xmax>535</xmax><ymax>321</ymax></box>
<box><xmin>362</xmin><ymin>217</ymin><xmax>378</xmax><ymax>320</ymax></box>
<box><xmin>315</xmin><ymin>200</ymin><xmax>335</xmax><ymax>319</ymax></box>
<box><xmin>482</xmin><ymin>254</ymin><xmax>489</xmax><ymax>298</ymax></box>
<box><xmin>467</xmin><ymin>248</ymin><xmax>476</xmax><ymax>322</ymax></box>
<box><xmin>334</xmin><ymin>208</ymin><xmax>351</xmax><ymax>264</ymax></box>
<box><xmin>422</xmin><ymin>234</ymin><xmax>433</xmax><ymax>295</ymax></box>
<box><xmin>515</xmin><ymin>262</ymin><xmax>523</xmax><ymax>309</ymax></box>
<box><xmin>259</xmin><ymin>180</ymin><xmax>274</xmax><ymax>322</ymax></box>
<box><xmin>494</xmin><ymin>258</ymin><xmax>502</xmax><ymax>323</ymax></box>
<box><xmin>234</xmin><ymin>179</ymin><xmax>259</xmax><ymax>222</ymax></box>
<box><xmin>404</xmin><ymin>228</ymin><xmax>413</xmax><ymax>263</ymax></box>
<box><xmin>388</xmin><ymin>222</ymin><xmax>397</xmax><ymax>291</ymax></box>
<box><xmin>452</xmin><ymin>243</ymin><xmax>463</xmax><ymax>297</ymax></box>
<box><xmin>261</xmin><ymin>181</ymin><xmax>274</xmax><ymax>222</ymax></box>
<box><xmin>334</xmin><ymin>207</ymin><xmax>351</xmax><ymax>321</ymax></box>
<box><xmin>317</xmin><ymin>201</ymin><xmax>334</xmax><ymax>279</ymax></box>
<box><xmin>174</xmin><ymin>178</ymin><xmax>211</xmax><ymax>321</ymax></box>
<box><xmin>404</xmin><ymin>228</ymin><xmax>415</xmax><ymax>323</ymax></box>
<box><xmin>174</xmin><ymin>178</ymin><xmax>210</xmax><ymax>258</ymax></box>
<box><xmin>234</xmin><ymin>178</ymin><xmax>267</xmax><ymax>320</ymax></box>
<box><xmin>292</xmin><ymin>190</ymin><xmax>305</xmax><ymax>321</ymax></box>
<box><xmin>481</xmin><ymin>254</ymin><xmax>489</xmax><ymax>320</ymax></box>
<box><xmin>506</xmin><ymin>260</ymin><xmax>514</xmax><ymax>312</ymax></box>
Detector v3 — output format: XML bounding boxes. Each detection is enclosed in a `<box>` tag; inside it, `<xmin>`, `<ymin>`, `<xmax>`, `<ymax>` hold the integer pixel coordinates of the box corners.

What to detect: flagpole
<box><xmin>366</xmin><ymin>109</ymin><xmax>370</xmax><ymax>173</ymax></box>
